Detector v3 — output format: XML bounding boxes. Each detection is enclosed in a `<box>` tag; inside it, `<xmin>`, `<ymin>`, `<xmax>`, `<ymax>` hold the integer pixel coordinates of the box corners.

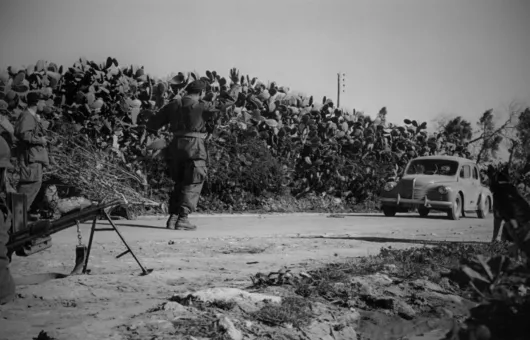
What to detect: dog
<box><xmin>487</xmin><ymin>165</ymin><xmax>530</xmax><ymax>261</ymax></box>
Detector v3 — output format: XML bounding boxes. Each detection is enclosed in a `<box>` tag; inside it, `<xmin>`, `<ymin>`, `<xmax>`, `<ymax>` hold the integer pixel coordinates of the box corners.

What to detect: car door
<box><xmin>469</xmin><ymin>164</ymin><xmax>483</xmax><ymax>208</ymax></box>
<box><xmin>459</xmin><ymin>164</ymin><xmax>473</xmax><ymax>210</ymax></box>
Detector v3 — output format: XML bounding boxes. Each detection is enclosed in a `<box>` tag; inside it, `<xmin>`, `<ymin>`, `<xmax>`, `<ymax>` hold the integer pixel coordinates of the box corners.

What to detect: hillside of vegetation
<box><xmin>0</xmin><ymin>57</ymin><xmax>528</xmax><ymax>213</ymax></box>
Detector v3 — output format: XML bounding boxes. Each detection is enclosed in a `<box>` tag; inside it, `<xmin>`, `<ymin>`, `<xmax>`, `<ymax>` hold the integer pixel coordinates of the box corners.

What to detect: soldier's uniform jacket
<box><xmin>0</xmin><ymin>134</ymin><xmax>15</xmax><ymax>305</ymax></box>
<box><xmin>147</xmin><ymin>96</ymin><xmax>218</xmax><ymax>162</ymax></box>
<box><xmin>15</xmin><ymin>109</ymin><xmax>49</xmax><ymax>169</ymax></box>
<box><xmin>0</xmin><ymin>194</ymin><xmax>12</xmax><ymax>260</ymax></box>
<box><xmin>146</xmin><ymin>81</ymin><xmax>223</xmax><ymax>217</ymax></box>
<box><xmin>0</xmin><ymin>192</ymin><xmax>15</xmax><ymax>305</ymax></box>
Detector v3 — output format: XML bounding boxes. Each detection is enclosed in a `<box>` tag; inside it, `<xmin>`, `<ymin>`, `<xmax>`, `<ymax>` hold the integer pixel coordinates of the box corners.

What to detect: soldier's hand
<box><xmin>41</xmin><ymin>136</ymin><xmax>48</xmax><ymax>146</ymax></box>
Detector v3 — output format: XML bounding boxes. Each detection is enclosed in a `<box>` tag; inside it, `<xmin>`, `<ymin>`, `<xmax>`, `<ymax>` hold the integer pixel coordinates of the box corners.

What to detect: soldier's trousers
<box><xmin>0</xmin><ymin>209</ymin><xmax>15</xmax><ymax>305</ymax></box>
<box><xmin>168</xmin><ymin>159</ymin><xmax>207</xmax><ymax>215</ymax></box>
<box><xmin>17</xmin><ymin>162</ymin><xmax>43</xmax><ymax>211</ymax></box>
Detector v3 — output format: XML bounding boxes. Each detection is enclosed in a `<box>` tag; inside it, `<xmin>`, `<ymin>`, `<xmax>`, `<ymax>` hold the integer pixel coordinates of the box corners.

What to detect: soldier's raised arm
<box><xmin>146</xmin><ymin>101</ymin><xmax>176</xmax><ymax>133</ymax></box>
<box><xmin>202</xmin><ymin>101</ymin><xmax>221</xmax><ymax>121</ymax></box>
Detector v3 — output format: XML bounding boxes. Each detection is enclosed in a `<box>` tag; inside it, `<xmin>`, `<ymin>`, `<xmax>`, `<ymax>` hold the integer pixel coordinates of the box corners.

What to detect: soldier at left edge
<box><xmin>14</xmin><ymin>91</ymin><xmax>50</xmax><ymax>221</ymax></box>
<box><xmin>0</xmin><ymin>134</ymin><xmax>16</xmax><ymax>305</ymax></box>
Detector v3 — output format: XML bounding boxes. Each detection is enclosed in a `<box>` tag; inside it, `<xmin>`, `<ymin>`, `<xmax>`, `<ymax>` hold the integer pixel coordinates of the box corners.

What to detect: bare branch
<box><xmin>468</xmin><ymin>116</ymin><xmax>516</xmax><ymax>144</ymax></box>
<box><xmin>507</xmin><ymin>140</ymin><xmax>518</xmax><ymax>169</ymax></box>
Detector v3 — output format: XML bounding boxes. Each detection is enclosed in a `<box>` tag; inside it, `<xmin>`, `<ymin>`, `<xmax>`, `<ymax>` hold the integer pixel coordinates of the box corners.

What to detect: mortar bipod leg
<box><xmin>82</xmin><ymin>215</ymin><xmax>98</xmax><ymax>274</ymax></box>
<box><xmin>103</xmin><ymin>211</ymin><xmax>152</xmax><ymax>276</ymax></box>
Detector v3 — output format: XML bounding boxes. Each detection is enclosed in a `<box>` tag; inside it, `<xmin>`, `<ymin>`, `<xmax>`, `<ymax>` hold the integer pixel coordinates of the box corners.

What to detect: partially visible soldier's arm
<box><xmin>16</xmin><ymin>115</ymin><xmax>45</xmax><ymax>146</ymax></box>
<box><xmin>203</xmin><ymin>109</ymin><xmax>219</xmax><ymax>121</ymax></box>
<box><xmin>202</xmin><ymin>101</ymin><xmax>223</xmax><ymax>121</ymax></box>
<box><xmin>201</xmin><ymin>102</ymin><xmax>221</xmax><ymax>138</ymax></box>
<box><xmin>146</xmin><ymin>102</ymin><xmax>173</xmax><ymax>133</ymax></box>
<box><xmin>18</xmin><ymin>131</ymin><xmax>44</xmax><ymax>145</ymax></box>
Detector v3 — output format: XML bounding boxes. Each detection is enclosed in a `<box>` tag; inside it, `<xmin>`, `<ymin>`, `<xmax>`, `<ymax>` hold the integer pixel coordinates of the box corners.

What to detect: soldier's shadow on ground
<box><xmin>340</xmin><ymin>214</ymin><xmax>484</xmax><ymax>220</ymax></box>
<box><xmin>295</xmin><ymin>235</ymin><xmax>488</xmax><ymax>246</ymax></box>
<box><xmin>99</xmin><ymin>221</ymin><xmax>166</xmax><ymax>230</ymax></box>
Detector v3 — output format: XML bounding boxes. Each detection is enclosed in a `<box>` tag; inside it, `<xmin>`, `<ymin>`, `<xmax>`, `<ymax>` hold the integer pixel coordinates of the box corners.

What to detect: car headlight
<box><xmin>384</xmin><ymin>182</ymin><xmax>397</xmax><ymax>192</ymax></box>
<box><xmin>438</xmin><ymin>186</ymin><xmax>450</xmax><ymax>194</ymax></box>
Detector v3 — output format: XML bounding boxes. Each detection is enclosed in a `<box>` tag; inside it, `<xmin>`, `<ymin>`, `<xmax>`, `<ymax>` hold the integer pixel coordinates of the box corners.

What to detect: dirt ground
<box><xmin>0</xmin><ymin>212</ymin><xmax>493</xmax><ymax>340</ymax></box>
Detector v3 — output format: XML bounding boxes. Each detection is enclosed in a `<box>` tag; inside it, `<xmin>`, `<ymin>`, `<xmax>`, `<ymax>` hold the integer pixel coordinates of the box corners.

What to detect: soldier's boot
<box><xmin>166</xmin><ymin>214</ymin><xmax>179</xmax><ymax>230</ymax></box>
<box><xmin>175</xmin><ymin>208</ymin><xmax>197</xmax><ymax>231</ymax></box>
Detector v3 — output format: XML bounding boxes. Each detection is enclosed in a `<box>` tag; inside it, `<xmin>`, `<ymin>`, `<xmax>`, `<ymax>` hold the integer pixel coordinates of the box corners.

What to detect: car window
<box><xmin>405</xmin><ymin>159</ymin><xmax>459</xmax><ymax>176</ymax></box>
<box><xmin>473</xmin><ymin>166</ymin><xmax>479</xmax><ymax>180</ymax></box>
<box><xmin>460</xmin><ymin>165</ymin><xmax>471</xmax><ymax>179</ymax></box>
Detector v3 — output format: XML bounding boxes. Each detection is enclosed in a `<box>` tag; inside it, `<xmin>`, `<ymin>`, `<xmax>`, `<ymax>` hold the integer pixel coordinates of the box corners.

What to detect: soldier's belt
<box><xmin>173</xmin><ymin>131</ymin><xmax>207</xmax><ymax>139</ymax></box>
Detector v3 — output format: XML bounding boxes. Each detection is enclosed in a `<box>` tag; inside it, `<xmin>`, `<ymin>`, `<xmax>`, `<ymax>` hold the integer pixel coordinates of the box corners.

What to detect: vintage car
<box><xmin>379</xmin><ymin>155</ymin><xmax>493</xmax><ymax>220</ymax></box>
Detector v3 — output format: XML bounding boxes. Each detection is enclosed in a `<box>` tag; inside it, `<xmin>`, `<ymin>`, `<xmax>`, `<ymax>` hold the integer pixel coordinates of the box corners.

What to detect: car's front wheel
<box><xmin>477</xmin><ymin>196</ymin><xmax>491</xmax><ymax>219</ymax></box>
<box><xmin>382</xmin><ymin>206</ymin><xmax>397</xmax><ymax>217</ymax></box>
<box><xmin>447</xmin><ymin>194</ymin><xmax>462</xmax><ymax>220</ymax></box>
<box><xmin>418</xmin><ymin>206</ymin><xmax>430</xmax><ymax>217</ymax></box>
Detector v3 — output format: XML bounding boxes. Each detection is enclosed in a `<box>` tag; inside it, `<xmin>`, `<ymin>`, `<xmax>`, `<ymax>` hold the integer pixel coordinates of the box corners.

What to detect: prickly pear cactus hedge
<box><xmin>0</xmin><ymin>57</ymin><xmax>472</xmax><ymax>213</ymax></box>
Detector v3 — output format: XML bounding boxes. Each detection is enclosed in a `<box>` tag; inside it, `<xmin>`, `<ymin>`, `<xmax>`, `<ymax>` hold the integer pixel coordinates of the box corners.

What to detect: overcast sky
<box><xmin>0</xmin><ymin>0</ymin><xmax>529</xmax><ymax>126</ymax></box>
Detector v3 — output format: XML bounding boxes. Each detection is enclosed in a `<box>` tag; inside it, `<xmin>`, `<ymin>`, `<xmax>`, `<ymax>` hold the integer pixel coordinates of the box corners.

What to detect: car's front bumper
<box><xmin>380</xmin><ymin>194</ymin><xmax>453</xmax><ymax>209</ymax></box>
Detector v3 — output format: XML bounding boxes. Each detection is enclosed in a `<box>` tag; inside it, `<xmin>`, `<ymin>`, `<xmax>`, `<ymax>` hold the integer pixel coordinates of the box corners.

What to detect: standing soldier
<box><xmin>15</xmin><ymin>92</ymin><xmax>49</xmax><ymax>220</ymax></box>
<box><xmin>146</xmin><ymin>80</ymin><xmax>219</xmax><ymax>230</ymax></box>
<box><xmin>0</xmin><ymin>135</ymin><xmax>16</xmax><ymax>305</ymax></box>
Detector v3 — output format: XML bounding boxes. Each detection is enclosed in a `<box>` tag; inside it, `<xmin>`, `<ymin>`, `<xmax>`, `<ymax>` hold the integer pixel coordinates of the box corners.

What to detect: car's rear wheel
<box><xmin>382</xmin><ymin>206</ymin><xmax>397</xmax><ymax>217</ymax></box>
<box><xmin>418</xmin><ymin>206</ymin><xmax>430</xmax><ymax>217</ymax></box>
<box><xmin>477</xmin><ymin>196</ymin><xmax>491</xmax><ymax>219</ymax></box>
<box><xmin>447</xmin><ymin>194</ymin><xmax>462</xmax><ymax>220</ymax></box>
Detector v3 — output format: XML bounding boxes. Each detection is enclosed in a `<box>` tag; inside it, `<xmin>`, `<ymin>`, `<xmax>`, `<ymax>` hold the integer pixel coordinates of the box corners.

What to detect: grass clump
<box><xmin>209</xmin><ymin>299</ymin><xmax>237</xmax><ymax>311</ymax></box>
<box><xmin>252</xmin><ymin>297</ymin><xmax>314</xmax><ymax>327</ymax></box>
<box><xmin>172</xmin><ymin>315</ymin><xmax>236</xmax><ymax>340</ymax></box>
<box><xmin>287</xmin><ymin>243</ymin><xmax>513</xmax><ymax>306</ymax></box>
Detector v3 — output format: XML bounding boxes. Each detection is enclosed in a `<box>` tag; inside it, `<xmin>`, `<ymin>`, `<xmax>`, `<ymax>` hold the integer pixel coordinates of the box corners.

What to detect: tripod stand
<box><xmin>80</xmin><ymin>210</ymin><xmax>153</xmax><ymax>276</ymax></box>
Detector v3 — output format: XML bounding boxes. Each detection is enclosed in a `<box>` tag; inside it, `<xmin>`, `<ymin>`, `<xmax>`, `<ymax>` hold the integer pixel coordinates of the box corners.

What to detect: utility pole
<box><xmin>337</xmin><ymin>73</ymin><xmax>346</xmax><ymax>108</ymax></box>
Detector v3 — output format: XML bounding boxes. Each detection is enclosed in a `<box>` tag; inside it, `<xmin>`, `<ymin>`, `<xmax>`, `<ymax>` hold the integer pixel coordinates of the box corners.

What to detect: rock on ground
<box><xmin>175</xmin><ymin>287</ymin><xmax>282</xmax><ymax>305</ymax></box>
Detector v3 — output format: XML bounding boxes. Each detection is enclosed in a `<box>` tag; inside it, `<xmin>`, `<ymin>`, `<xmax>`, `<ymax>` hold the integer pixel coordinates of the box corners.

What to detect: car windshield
<box><xmin>405</xmin><ymin>159</ymin><xmax>459</xmax><ymax>176</ymax></box>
